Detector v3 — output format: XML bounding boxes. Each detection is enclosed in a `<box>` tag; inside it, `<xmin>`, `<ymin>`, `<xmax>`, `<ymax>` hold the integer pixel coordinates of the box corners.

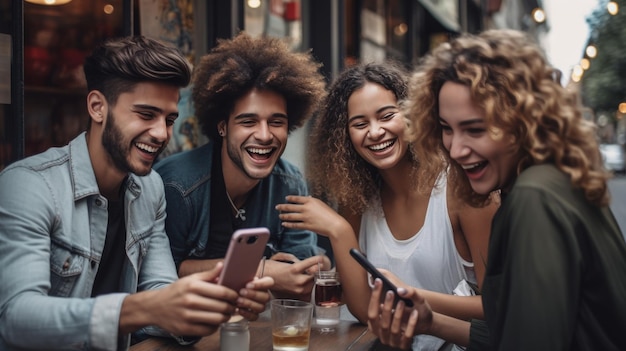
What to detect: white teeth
<box><xmin>369</xmin><ymin>140</ymin><xmax>394</xmax><ymax>151</ymax></box>
<box><xmin>248</xmin><ymin>148</ymin><xmax>272</xmax><ymax>155</ymax></box>
<box><xmin>461</xmin><ymin>162</ymin><xmax>482</xmax><ymax>170</ymax></box>
<box><xmin>136</xmin><ymin>142</ymin><xmax>158</xmax><ymax>153</ymax></box>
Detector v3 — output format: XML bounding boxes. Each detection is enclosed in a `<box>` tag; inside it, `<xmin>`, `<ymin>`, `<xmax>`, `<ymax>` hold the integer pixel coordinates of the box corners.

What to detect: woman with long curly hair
<box><xmin>367</xmin><ymin>29</ymin><xmax>626</xmax><ymax>350</ymax></box>
<box><xmin>276</xmin><ymin>61</ymin><xmax>498</xmax><ymax>351</ymax></box>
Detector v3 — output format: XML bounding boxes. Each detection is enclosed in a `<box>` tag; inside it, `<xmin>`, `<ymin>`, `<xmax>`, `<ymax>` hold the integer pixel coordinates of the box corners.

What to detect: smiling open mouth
<box><xmin>461</xmin><ymin>161</ymin><xmax>487</xmax><ymax>174</ymax></box>
<box><xmin>135</xmin><ymin>142</ymin><xmax>159</xmax><ymax>154</ymax></box>
<box><xmin>368</xmin><ymin>139</ymin><xmax>395</xmax><ymax>151</ymax></box>
<box><xmin>247</xmin><ymin>147</ymin><xmax>274</xmax><ymax>160</ymax></box>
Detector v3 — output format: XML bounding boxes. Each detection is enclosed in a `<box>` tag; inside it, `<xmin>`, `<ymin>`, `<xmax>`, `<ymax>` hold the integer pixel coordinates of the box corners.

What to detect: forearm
<box><xmin>178</xmin><ymin>258</ymin><xmax>222</xmax><ymax>277</ymax></box>
<box><xmin>2</xmin><ymin>294</ymin><xmax>124</xmax><ymax>351</ymax></box>
<box><xmin>428</xmin><ymin>312</ymin><xmax>471</xmax><ymax>347</ymax></box>
<box><xmin>327</xmin><ymin>222</ymin><xmax>370</xmax><ymax>323</ymax></box>
<box><xmin>119</xmin><ymin>290</ymin><xmax>159</xmax><ymax>334</ymax></box>
<box><xmin>416</xmin><ymin>289</ymin><xmax>484</xmax><ymax>320</ymax></box>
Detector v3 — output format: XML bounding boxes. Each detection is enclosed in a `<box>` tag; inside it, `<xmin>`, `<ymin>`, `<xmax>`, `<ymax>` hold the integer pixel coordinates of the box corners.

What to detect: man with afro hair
<box><xmin>155</xmin><ymin>32</ymin><xmax>329</xmax><ymax>300</ymax></box>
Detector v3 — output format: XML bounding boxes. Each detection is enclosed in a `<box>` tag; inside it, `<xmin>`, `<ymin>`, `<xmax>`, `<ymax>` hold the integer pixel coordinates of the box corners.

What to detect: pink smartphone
<box><xmin>217</xmin><ymin>227</ymin><xmax>270</xmax><ymax>292</ymax></box>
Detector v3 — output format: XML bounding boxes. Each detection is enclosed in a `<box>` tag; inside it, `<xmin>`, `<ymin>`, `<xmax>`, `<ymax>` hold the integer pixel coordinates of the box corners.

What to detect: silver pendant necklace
<box><xmin>226</xmin><ymin>191</ymin><xmax>246</xmax><ymax>221</ymax></box>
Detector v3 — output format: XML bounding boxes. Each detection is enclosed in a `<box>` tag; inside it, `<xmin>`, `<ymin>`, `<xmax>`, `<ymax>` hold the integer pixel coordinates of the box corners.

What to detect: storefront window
<box><xmin>243</xmin><ymin>0</ymin><xmax>302</xmax><ymax>51</ymax></box>
<box><xmin>360</xmin><ymin>0</ymin><xmax>410</xmax><ymax>61</ymax></box>
<box><xmin>360</xmin><ymin>0</ymin><xmax>409</xmax><ymax>63</ymax></box>
<box><xmin>23</xmin><ymin>0</ymin><xmax>124</xmax><ymax>157</ymax></box>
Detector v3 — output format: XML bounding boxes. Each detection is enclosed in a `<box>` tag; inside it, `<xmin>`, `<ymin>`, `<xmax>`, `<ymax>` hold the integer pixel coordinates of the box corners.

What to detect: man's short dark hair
<box><xmin>83</xmin><ymin>36</ymin><xmax>191</xmax><ymax>106</ymax></box>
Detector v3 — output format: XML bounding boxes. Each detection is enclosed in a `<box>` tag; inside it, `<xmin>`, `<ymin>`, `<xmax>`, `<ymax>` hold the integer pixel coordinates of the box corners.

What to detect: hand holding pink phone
<box><xmin>218</xmin><ymin>227</ymin><xmax>270</xmax><ymax>292</ymax></box>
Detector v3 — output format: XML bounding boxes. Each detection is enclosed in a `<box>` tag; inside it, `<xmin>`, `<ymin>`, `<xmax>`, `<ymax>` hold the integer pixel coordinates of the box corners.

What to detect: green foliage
<box><xmin>581</xmin><ymin>0</ymin><xmax>626</xmax><ymax>117</ymax></box>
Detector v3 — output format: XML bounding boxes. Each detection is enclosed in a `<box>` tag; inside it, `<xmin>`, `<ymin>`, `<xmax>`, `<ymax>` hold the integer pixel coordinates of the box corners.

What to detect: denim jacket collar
<box><xmin>69</xmin><ymin>132</ymin><xmax>143</xmax><ymax>202</ymax></box>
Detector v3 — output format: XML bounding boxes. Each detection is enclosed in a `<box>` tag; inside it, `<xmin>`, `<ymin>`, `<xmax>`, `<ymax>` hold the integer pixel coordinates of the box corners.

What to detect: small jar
<box><xmin>220</xmin><ymin>317</ymin><xmax>250</xmax><ymax>351</ymax></box>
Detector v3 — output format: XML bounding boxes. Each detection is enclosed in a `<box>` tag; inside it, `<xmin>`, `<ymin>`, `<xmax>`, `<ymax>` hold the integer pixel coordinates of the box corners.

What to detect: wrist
<box><xmin>328</xmin><ymin>219</ymin><xmax>354</xmax><ymax>241</ymax></box>
<box><xmin>119</xmin><ymin>291</ymin><xmax>155</xmax><ymax>334</ymax></box>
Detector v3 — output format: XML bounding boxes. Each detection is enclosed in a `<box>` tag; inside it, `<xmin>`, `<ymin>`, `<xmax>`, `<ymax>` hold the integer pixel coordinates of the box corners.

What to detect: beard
<box><xmin>101</xmin><ymin>110</ymin><xmax>157</xmax><ymax>176</ymax></box>
<box><xmin>225</xmin><ymin>138</ymin><xmax>273</xmax><ymax>180</ymax></box>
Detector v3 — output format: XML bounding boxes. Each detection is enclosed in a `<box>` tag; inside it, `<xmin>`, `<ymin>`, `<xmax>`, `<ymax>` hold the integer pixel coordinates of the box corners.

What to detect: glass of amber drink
<box><xmin>313</xmin><ymin>270</ymin><xmax>342</xmax><ymax>328</ymax></box>
<box><xmin>271</xmin><ymin>299</ymin><xmax>314</xmax><ymax>351</ymax></box>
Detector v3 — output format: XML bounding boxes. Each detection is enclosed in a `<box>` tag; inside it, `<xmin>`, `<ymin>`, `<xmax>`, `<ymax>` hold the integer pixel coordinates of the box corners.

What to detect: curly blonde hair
<box><xmin>306</xmin><ymin>62</ymin><xmax>414</xmax><ymax>213</ymax></box>
<box><xmin>407</xmin><ymin>29</ymin><xmax>610</xmax><ymax>207</ymax></box>
<box><xmin>192</xmin><ymin>32</ymin><xmax>327</xmax><ymax>141</ymax></box>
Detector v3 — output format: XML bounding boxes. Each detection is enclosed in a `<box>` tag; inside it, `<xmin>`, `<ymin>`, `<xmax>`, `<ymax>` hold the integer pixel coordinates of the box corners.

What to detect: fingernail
<box><xmin>397</xmin><ymin>288</ymin><xmax>407</xmax><ymax>295</ymax></box>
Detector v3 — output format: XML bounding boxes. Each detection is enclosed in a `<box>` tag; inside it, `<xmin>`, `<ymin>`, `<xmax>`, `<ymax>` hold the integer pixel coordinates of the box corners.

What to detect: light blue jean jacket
<box><xmin>0</xmin><ymin>133</ymin><xmax>178</xmax><ymax>350</ymax></box>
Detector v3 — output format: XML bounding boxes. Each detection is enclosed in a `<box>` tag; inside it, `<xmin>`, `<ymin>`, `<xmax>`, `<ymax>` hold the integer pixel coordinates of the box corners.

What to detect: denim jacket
<box><xmin>0</xmin><ymin>133</ymin><xmax>179</xmax><ymax>351</ymax></box>
<box><xmin>154</xmin><ymin>141</ymin><xmax>319</xmax><ymax>269</ymax></box>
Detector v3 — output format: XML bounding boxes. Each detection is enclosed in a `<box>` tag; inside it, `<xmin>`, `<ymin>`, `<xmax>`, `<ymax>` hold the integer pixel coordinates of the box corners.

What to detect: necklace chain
<box><xmin>226</xmin><ymin>191</ymin><xmax>246</xmax><ymax>221</ymax></box>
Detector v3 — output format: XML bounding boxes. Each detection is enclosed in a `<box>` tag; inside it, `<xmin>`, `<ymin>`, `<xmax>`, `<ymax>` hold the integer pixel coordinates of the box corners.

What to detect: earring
<box><xmin>219</xmin><ymin>130</ymin><xmax>225</xmax><ymax>137</ymax></box>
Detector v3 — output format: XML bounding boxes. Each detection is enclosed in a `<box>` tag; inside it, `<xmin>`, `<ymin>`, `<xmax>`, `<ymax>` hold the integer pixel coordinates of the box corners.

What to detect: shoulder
<box><xmin>155</xmin><ymin>143</ymin><xmax>213</xmax><ymax>173</ymax></box>
<box><xmin>0</xmin><ymin>149</ymin><xmax>72</xmax><ymax>213</ymax></box>
<box><xmin>259</xmin><ymin>158</ymin><xmax>308</xmax><ymax>195</ymax></box>
<box><xmin>5</xmin><ymin>146</ymin><xmax>69</xmax><ymax>172</ymax></box>
<box><xmin>515</xmin><ymin>164</ymin><xmax>569</xmax><ymax>189</ymax></box>
<box><xmin>500</xmin><ymin>165</ymin><xmax>589</xmax><ymax>225</ymax></box>
<box><xmin>272</xmin><ymin>158</ymin><xmax>304</xmax><ymax>177</ymax></box>
<box><xmin>509</xmin><ymin>164</ymin><xmax>579</xmax><ymax>206</ymax></box>
<box><xmin>1</xmin><ymin>146</ymin><xmax>69</xmax><ymax>185</ymax></box>
<box><xmin>154</xmin><ymin>143</ymin><xmax>213</xmax><ymax>185</ymax></box>
<box><xmin>270</xmin><ymin>158</ymin><xmax>306</xmax><ymax>183</ymax></box>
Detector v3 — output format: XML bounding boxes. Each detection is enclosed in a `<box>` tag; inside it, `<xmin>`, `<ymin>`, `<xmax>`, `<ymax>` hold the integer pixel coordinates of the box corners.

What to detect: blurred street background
<box><xmin>1</xmin><ymin>1</ymin><xmax>625</xmax><ymax>236</ymax></box>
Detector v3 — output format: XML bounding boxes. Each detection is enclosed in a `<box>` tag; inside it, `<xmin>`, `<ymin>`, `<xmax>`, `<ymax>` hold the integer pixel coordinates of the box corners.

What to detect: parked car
<box><xmin>600</xmin><ymin>143</ymin><xmax>626</xmax><ymax>174</ymax></box>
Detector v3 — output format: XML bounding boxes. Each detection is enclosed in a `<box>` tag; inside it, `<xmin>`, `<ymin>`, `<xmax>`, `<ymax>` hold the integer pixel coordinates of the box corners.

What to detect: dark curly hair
<box><xmin>306</xmin><ymin>61</ymin><xmax>412</xmax><ymax>213</ymax></box>
<box><xmin>192</xmin><ymin>32</ymin><xmax>327</xmax><ymax>141</ymax></box>
<box><xmin>408</xmin><ymin>29</ymin><xmax>610</xmax><ymax>207</ymax></box>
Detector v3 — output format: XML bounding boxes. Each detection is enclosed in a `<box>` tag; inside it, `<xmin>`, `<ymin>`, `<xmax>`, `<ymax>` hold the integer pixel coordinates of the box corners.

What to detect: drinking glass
<box><xmin>271</xmin><ymin>299</ymin><xmax>314</xmax><ymax>351</ymax></box>
<box><xmin>313</xmin><ymin>270</ymin><xmax>343</xmax><ymax>328</ymax></box>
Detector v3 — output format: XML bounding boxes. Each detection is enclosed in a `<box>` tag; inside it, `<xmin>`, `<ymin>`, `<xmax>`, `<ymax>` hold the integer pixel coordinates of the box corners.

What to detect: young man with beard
<box><xmin>0</xmin><ymin>36</ymin><xmax>273</xmax><ymax>351</ymax></box>
<box><xmin>154</xmin><ymin>33</ymin><xmax>329</xmax><ymax>301</ymax></box>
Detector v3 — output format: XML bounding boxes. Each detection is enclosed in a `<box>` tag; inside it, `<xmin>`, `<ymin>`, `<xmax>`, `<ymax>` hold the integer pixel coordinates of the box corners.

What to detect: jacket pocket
<box><xmin>49</xmin><ymin>243</ymin><xmax>86</xmax><ymax>296</ymax></box>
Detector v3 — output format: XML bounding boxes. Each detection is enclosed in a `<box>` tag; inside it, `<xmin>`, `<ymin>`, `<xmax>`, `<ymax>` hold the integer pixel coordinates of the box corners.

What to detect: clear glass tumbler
<box><xmin>313</xmin><ymin>270</ymin><xmax>343</xmax><ymax>328</ymax></box>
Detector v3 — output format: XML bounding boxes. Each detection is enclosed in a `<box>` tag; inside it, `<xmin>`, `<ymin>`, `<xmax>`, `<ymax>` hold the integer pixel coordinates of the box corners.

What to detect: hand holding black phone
<box><xmin>349</xmin><ymin>248</ymin><xmax>414</xmax><ymax>307</ymax></box>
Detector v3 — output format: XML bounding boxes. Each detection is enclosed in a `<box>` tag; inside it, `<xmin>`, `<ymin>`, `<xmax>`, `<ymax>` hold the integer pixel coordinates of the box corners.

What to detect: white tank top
<box><xmin>359</xmin><ymin>174</ymin><xmax>475</xmax><ymax>351</ymax></box>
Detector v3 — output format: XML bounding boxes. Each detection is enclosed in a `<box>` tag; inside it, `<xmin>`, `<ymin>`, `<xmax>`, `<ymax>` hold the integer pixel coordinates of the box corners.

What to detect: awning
<box><xmin>417</xmin><ymin>0</ymin><xmax>461</xmax><ymax>32</ymax></box>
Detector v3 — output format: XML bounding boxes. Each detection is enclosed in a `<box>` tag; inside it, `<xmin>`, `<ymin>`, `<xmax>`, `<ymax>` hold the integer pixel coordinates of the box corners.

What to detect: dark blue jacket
<box><xmin>154</xmin><ymin>142</ymin><xmax>318</xmax><ymax>269</ymax></box>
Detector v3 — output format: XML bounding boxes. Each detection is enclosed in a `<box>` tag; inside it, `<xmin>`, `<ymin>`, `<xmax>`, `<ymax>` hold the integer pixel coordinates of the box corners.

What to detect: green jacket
<box><xmin>469</xmin><ymin>164</ymin><xmax>626</xmax><ymax>350</ymax></box>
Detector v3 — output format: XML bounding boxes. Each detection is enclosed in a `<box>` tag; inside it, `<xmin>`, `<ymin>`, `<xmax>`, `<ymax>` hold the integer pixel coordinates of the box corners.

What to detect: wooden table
<box><xmin>130</xmin><ymin>311</ymin><xmax>383</xmax><ymax>351</ymax></box>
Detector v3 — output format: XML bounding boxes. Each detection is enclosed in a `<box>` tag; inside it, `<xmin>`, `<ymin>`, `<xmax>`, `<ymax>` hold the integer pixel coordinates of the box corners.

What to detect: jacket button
<box><xmin>63</xmin><ymin>258</ymin><xmax>70</xmax><ymax>270</ymax></box>
<box><xmin>91</xmin><ymin>260</ymin><xmax>96</xmax><ymax>268</ymax></box>
<box><xmin>95</xmin><ymin>199</ymin><xmax>102</xmax><ymax>206</ymax></box>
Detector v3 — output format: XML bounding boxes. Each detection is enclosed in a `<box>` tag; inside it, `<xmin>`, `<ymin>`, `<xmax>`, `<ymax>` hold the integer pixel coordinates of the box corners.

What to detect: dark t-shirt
<box><xmin>91</xmin><ymin>194</ymin><xmax>126</xmax><ymax>297</ymax></box>
<box><xmin>205</xmin><ymin>145</ymin><xmax>246</xmax><ymax>259</ymax></box>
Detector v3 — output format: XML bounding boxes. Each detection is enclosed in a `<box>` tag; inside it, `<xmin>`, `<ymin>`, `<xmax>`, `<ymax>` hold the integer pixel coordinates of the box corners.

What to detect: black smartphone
<box><xmin>349</xmin><ymin>248</ymin><xmax>413</xmax><ymax>307</ymax></box>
